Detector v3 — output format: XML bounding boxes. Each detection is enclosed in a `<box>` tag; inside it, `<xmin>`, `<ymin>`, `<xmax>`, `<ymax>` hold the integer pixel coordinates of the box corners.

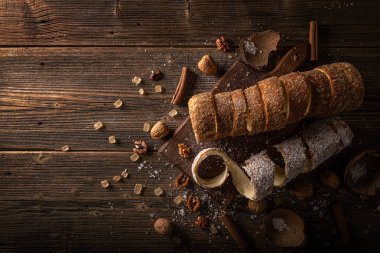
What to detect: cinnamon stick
<box><xmin>331</xmin><ymin>203</ymin><xmax>350</xmax><ymax>244</ymax></box>
<box><xmin>219</xmin><ymin>213</ymin><xmax>249</xmax><ymax>249</ymax></box>
<box><xmin>309</xmin><ymin>21</ymin><xmax>318</xmax><ymax>61</ymax></box>
<box><xmin>171</xmin><ymin>67</ymin><xmax>189</xmax><ymax>105</ymax></box>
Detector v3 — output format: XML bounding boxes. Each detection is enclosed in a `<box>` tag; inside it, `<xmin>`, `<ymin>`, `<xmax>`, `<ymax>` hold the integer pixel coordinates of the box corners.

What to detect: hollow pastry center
<box><xmin>197</xmin><ymin>155</ymin><xmax>226</xmax><ymax>179</ymax></box>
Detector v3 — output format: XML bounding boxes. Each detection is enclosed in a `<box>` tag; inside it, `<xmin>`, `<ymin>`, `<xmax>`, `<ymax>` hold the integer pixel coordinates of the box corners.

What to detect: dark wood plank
<box><xmin>0</xmin><ymin>0</ymin><xmax>379</xmax><ymax>46</ymax></box>
<box><xmin>1</xmin><ymin>47</ymin><xmax>380</xmax><ymax>152</ymax></box>
<box><xmin>0</xmin><ymin>151</ymin><xmax>379</xmax><ymax>252</ymax></box>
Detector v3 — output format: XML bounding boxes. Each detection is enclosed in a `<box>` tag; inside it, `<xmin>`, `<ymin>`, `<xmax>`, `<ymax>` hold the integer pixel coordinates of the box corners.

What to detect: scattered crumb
<box><xmin>143</xmin><ymin>123</ymin><xmax>151</xmax><ymax>132</ymax></box>
<box><xmin>108</xmin><ymin>136</ymin><xmax>117</xmax><ymax>144</ymax></box>
<box><xmin>173</xmin><ymin>195</ymin><xmax>183</xmax><ymax>205</ymax></box>
<box><xmin>132</xmin><ymin>76</ymin><xmax>142</xmax><ymax>85</ymax></box>
<box><xmin>134</xmin><ymin>184</ymin><xmax>144</xmax><ymax>195</ymax></box>
<box><xmin>113</xmin><ymin>175</ymin><xmax>122</xmax><ymax>183</ymax></box>
<box><xmin>154</xmin><ymin>85</ymin><xmax>164</xmax><ymax>93</ymax></box>
<box><xmin>139</xmin><ymin>88</ymin><xmax>145</xmax><ymax>95</ymax></box>
<box><xmin>121</xmin><ymin>169</ymin><xmax>129</xmax><ymax>179</ymax></box>
<box><xmin>169</xmin><ymin>109</ymin><xmax>178</xmax><ymax>117</ymax></box>
<box><xmin>154</xmin><ymin>187</ymin><xmax>164</xmax><ymax>197</ymax></box>
<box><xmin>130</xmin><ymin>153</ymin><xmax>140</xmax><ymax>162</ymax></box>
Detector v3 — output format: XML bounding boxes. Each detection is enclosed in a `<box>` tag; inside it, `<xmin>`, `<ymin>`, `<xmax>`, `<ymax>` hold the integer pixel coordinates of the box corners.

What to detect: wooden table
<box><xmin>1</xmin><ymin>1</ymin><xmax>379</xmax><ymax>252</ymax></box>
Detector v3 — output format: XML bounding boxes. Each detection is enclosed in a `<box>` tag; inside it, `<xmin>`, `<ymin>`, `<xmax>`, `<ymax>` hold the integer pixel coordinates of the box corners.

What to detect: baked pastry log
<box><xmin>214</xmin><ymin>92</ymin><xmax>234</xmax><ymax>139</ymax></box>
<box><xmin>279</xmin><ymin>72</ymin><xmax>311</xmax><ymax>123</ymax></box>
<box><xmin>230</xmin><ymin>89</ymin><xmax>248</xmax><ymax>136</ymax></box>
<box><xmin>188</xmin><ymin>62</ymin><xmax>364</xmax><ymax>143</ymax></box>
<box><xmin>244</xmin><ymin>85</ymin><xmax>266</xmax><ymax>134</ymax></box>
<box><xmin>188</xmin><ymin>92</ymin><xmax>217</xmax><ymax>143</ymax></box>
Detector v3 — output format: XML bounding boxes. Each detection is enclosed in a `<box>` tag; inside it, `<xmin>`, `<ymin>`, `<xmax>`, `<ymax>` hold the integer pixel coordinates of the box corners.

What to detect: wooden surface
<box><xmin>1</xmin><ymin>1</ymin><xmax>379</xmax><ymax>252</ymax></box>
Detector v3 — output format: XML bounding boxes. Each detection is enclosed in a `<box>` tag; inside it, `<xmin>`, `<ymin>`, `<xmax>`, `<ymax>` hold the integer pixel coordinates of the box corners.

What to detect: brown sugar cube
<box><xmin>94</xmin><ymin>121</ymin><xmax>104</xmax><ymax>130</ymax></box>
<box><xmin>143</xmin><ymin>123</ymin><xmax>151</xmax><ymax>132</ymax></box>
<box><xmin>173</xmin><ymin>195</ymin><xmax>183</xmax><ymax>205</ymax></box>
<box><xmin>132</xmin><ymin>76</ymin><xmax>142</xmax><ymax>85</ymax></box>
<box><xmin>139</xmin><ymin>88</ymin><xmax>145</xmax><ymax>95</ymax></box>
<box><xmin>101</xmin><ymin>179</ymin><xmax>110</xmax><ymax>189</ymax></box>
<box><xmin>114</xmin><ymin>99</ymin><xmax>123</xmax><ymax>108</ymax></box>
<box><xmin>154</xmin><ymin>187</ymin><xmax>164</xmax><ymax>196</ymax></box>
<box><xmin>113</xmin><ymin>175</ymin><xmax>122</xmax><ymax>183</ymax></box>
<box><xmin>62</xmin><ymin>145</ymin><xmax>70</xmax><ymax>152</ymax></box>
<box><xmin>121</xmin><ymin>169</ymin><xmax>129</xmax><ymax>179</ymax></box>
<box><xmin>154</xmin><ymin>85</ymin><xmax>164</xmax><ymax>93</ymax></box>
<box><xmin>130</xmin><ymin>153</ymin><xmax>140</xmax><ymax>162</ymax></box>
<box><xmin>109</xmin><ymin>136</ymin><xmax>117</xmax><ymax>144</ymax></box>
<box><xmin>168</xmin><ymin>109</ymin><xmax>178</xmax><ymax>117</ymax></box>
<box><xmin>134</xmin><ymin>184</ymin><xmax>144</xmax><ymax>195</ymax></box>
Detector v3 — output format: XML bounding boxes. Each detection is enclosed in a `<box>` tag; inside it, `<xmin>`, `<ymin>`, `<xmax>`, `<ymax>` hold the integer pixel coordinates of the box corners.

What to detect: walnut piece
<box><xmin>178</xmin><ymin>143</ymin><xmax>191</xmax><ymax>158</ymax></box>
<box><xmin>133</xmin><ymin>140</ymin><xmax>148</xmax><ymax>154</ymax></box>
<box><xmin>195</xmin><ymin>216</ymin><xmax>210</xmax><ymax>229</ymax></box>
<box><xmin>186</xmin><ymin>195</ymin><xmax>201</xmax><ymax>212</ymax></box>
<box><xmin>175</xmin><ymin>174</ymin><xmax>190</xmax><ymax>189</ymax></box>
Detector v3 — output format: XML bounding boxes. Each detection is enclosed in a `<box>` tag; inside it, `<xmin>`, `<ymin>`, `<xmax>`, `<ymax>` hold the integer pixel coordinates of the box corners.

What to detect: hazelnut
<box><xmin>290</xmin><ymin>180</ymin><xmax>313</xmax><ymax>200</ymax></box>
<box><xmin>320</xmin><ymin>170</ymin><xmax>340</xmax><ymax>189</ymax></box>
<box><xmin>154</xmin><ymin>218</ymin><xmax>173</xmax><ymax>236</ymax></box>
<box><xmin>248</xmin><ymin>199</ymin><xmax>267</xmax><ymax>214</ymax></box>
<box><xmin>197</xmin><ymin>55</ymin><xmax>217</xmax><ymax>75</ymax></box>
<box><xmin>150</xmin><ymin>121</ymin><xmax>170</xmax><ymax>139</ymax></box>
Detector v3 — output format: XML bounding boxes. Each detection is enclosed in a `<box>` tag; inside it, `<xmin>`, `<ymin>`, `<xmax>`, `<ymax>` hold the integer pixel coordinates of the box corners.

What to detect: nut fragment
<box><xmin>248</xmin><ymin>199</ymin><xmax>268</xmax><ymax>214</ymax></box>
<box><xmin>113</xmin><ymin>99</ymin><xmax>123</xmax><ymax>108</ymax></box>
<box><xmin>154</xmin><ymin>187</ymin><xmax>164</xmax><ymax>196</ymax></box>
<box><xmin>94</xmin><ymin>121</ymin><xmax>104</xmax><ymax>130</ymax></box>
<box><xmin>178</xmin><ymin>143</ymin><xmax>191</xmax><ymax>159</ymax></box>
<box><xmin>173</xmin><ymin>195</ymin><xmax>183</xmax><ymax>205</ymax></box>
<box><xmin>320</xmin><ymin>170</ymin><xmax>340</xmax><ymax>189</ymax></box>
<box><xmin>138</xmin><ymin>88</ymin><xmax>145</xmax><ymax>95</ymax></box>
<box><xmin>61</xmin><ymin>145</ymin><xmax>70</xmax><ymax>152</ymax></box>
<box><xmin>154</xmin><ymin>85</ymin><xmax>164</xmax><ymax>93</ymax></box>
<box><xmin>101</xmin><ymin>179</ymin><xmax>110</xmax><ymax>189</ymax></box>
<box><xmin>154</xmin><ymin>218</ymin><xmax>173</xmax><ymax>236</ymax></box>
<box><xmin>132</xmin><ymin>76</ymin><xmax>142</xmax><ymax>85</ymax></box>
<box><xmin>186</xmin><ymin>195</ymin><xmax>201</xmax><ymax>212</ymax></box>
<box><xmin>130</xmin><ymin>153</ymin><xmax>141</xmax><ymax>162</ymax></box>
<box><xmin>197</xmin><ymin>55</ymin><xmax>217</xmax><ymax>75</ymax></box>
<box><xmin>168</xmin><ymin>109</ymin><xmax>178</xmax><ymax>117</ymax></box>
<box><xmin>216</xmin><ymin>36</ymin><xmax>231</xmax><ymax>52</ymax></box>
<box><xmin>113</xmin><ymin>175</ymin><xmax>122</xmax><ymax>183</ymax></box>
<box><xmin>289</xmin><ymin>180</ymin><xmax>314</xmax><ymax>200</ymax></box>
<box><xmin>175</xmin><ymin>174</ymin><xmax>190</xmax><ymax>189</ymax></box>
<box><xmin>150</xmin><ymin>121</ymin><xmax>170</xmax><ymax>139</ymax></box>
<box><xmin>133</xmin><ymin>140</ymin><xmax>148</xmax><ymax>154</ymax></box>
<box><xmin>149</xmin><ymin>69</ymin><xmax>164</xmax><ymax>81</ymax></box>
<box><xmin>108</xmin><ymin>136</ymin><xmax>117</xmax><ymax>144</ymax></box>
<box><xmin>143</xmin><ymin>122</ymin><xmax>151</xmax><ymax>132</ymax></box>
<box><xmin>195</xmin><ymin>216</ymin><xmax>210</xmax><ymax>229</ymax></box>
<box><xmin>121</xmin><ymin>169</ymin><xmax>129</xmax><ymax>179</ymax></box>
<box><xmin>134</xmin><ymin>183</ymin><xmax>144</xmax><ymax>195</ymax></box>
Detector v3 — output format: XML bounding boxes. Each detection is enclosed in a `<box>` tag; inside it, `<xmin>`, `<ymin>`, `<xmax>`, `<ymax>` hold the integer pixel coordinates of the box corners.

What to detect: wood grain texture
<box><xmin>0</xmin><ymin>0</ymin><xmax>379</xmax><ymax>46</ymax></box>
<box><xmin>1</xmin><ymin>47</ymin><xmax>380</xmax><ymax>151</ymax></box>
<box><xmin>1</xmin><ymin>0</ymin><xmax>380</xmax><ymax>251</ymax></box>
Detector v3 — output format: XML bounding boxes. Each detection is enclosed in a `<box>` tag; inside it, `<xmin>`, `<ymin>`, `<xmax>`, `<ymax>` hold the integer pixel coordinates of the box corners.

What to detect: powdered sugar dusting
<box><xmin>243</xmin><ymin>151</ymin><xmax>274</xmax><ymax>200</ymax></box>
<box><xmin>350</xmin><ymin>160</ymin><xmax>367</xmax><ymax>183</ymax></box>
<box><xmin>272</xmin><ymin>217</ymin><xmax>289</xmax><ymax>232</ymax></box>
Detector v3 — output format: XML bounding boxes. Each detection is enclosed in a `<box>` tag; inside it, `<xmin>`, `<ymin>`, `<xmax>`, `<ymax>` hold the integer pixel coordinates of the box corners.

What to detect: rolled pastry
<box><xmin>279</xmin><ymin>72</ymin><xmax>311</xmax><ymax>123</ymax></box>
<box><xmin>243</xmin><ymin>151</ymin><xmax>275</xmax><ymax>200</ymax></box>
<box><xmin>328</xmin><ymin>117</ymin><xmax>354</xmax><ymax>151</ymax></box>
<box><xmin>192</xmin><ymin>148</ymin><xmax>256</xmax><ymax>200</ymax></box>
<box><xmin>301</xmin><ymin>119</ymin><xmax>342</xmax><ymax>171</ymax></box>
<box><xmin>244</xmin><ymin>85</ymin><xmax>266</xmax><ymax>134</ymax></box>
<box><xmin>269</xmin><ymin>136</ymin><xmax>307</xmax><ymax>186</ymax></box>
<box><xmin>188</xmin><ymin>92</ymin><xmax>217</xmax><ymax>143</ymax></box>
<box><xmin>230</xmin><ymin>89</ymin><xmax>248</xmax><ymax>136</ymax></box>
<box><xmin>258</xmin><ymin>77</ymin><xmax>288</xmax><ymax>131</ymax></box>
<box><xmin>214</xmin><ymin>92</ymin><xmax>234</xmax><ymax>139</ymax></box>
